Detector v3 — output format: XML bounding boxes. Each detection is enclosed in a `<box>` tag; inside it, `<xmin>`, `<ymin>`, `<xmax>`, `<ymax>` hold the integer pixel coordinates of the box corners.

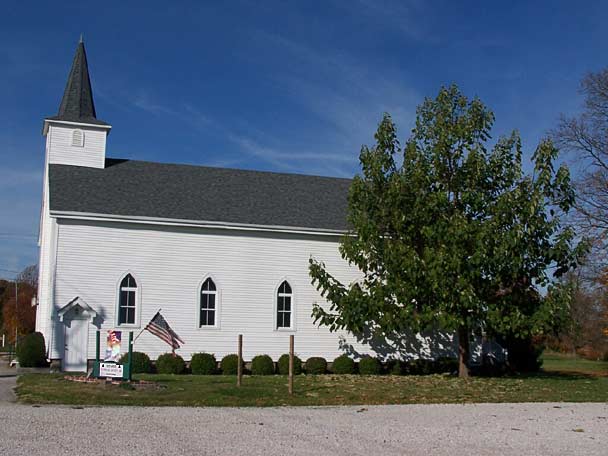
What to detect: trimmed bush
<box><xmin>505</xmin><ymin>337</ymin><xmax>543</xmax><ymax>373</ymax></box>
<box><xmin>16</xmin><ymin>332</ymin><xmax>46</xmax><ymax>367</ymax></box>
<box><xmin>156</xmin><ymin>353</ymin><xmax>186</xmax><ymax>374</ymax></box>
<box><xmin>404</xmin><ymin>357</ymin><xmax>458</xmax><ymax>375</ymax></box>
<box><xmin>221</xmin><ymin>354</ymin><xmax>243</xmax><ymax>375</ymax></box>
<box><xmin>305</xmin><ymin>356</ymin><xmax>327</xmax><ymax>374</ymax></box>
<box><xmin>190</xmin><ymin>353</ymin><xmax>217</xmax><ymax>375</ymax></box>
<box><xmin>436</xmin><ymin>357</ymin><xmax>458</xmax><ymax>374</ymax></box>
<box><xmin>278</xmin><ymin>354</ymin><xmax>302</xmax><ymax>375</ymax></box>
<box><xmin>251</xmin><ymin>355</ymin><xmax>275</xmax><ymax>375</ymax></box>
<box><xmin>119</xmin><ymin>351</ymin><xmax>152</xmax><ymax>374</ymax></box>
<box><xmin>388</xmin><ymin>360</ymin><xmax>404</xmax><ymax>375</ymax></box>
<box><xmin>331</xmin><ymin>355</ymin><xmax>355</xmax><ymax>374</ymax></box>
<box><xmin>359</xmin><ymin>356</ymin><xmax>381</xmax><ymax>375</ymax></box>
<box><xmin>405</xmin><ymin>359</ymin><xmax>433</xmax><ymax>375</ymax></box>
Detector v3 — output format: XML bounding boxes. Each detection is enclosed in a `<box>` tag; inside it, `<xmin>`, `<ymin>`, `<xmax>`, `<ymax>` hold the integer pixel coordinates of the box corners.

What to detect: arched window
<box><xmin>72</xmin><ymin>129</ymin><xmax>84</xmax><ymax>147</ymax></box>
<box><xmin>118</xmin><ymin>274</ymin><xmax>137</xmax><ymax>325</ymax></box>
<box><xmin>200</xmin><ymin>278</ymin><xmax>217</xmax><ymax>327</ymax></box>
<box><xmin>276</xmin><ymin>281</ymin><xmax>292</xmax><ymax>329</ymax></box>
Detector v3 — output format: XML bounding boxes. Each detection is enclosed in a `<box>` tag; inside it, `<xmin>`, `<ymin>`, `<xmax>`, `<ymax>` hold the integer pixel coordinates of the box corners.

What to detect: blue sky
<box><xmin>0</xmin><ymin>1</ymin><xmax>606</xmax><ymax>276</ymax></box>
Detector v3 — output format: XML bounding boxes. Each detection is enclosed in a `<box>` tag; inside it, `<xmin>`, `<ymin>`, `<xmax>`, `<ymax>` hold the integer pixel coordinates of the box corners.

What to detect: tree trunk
<box><xmin>457</xmin><ymin>325</ymin><xmax>470</xmax><ymax>378</ymax></box>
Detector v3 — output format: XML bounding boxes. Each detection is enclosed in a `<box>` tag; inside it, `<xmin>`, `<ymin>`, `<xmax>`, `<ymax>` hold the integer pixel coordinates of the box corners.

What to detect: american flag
<box><xmin>145</xmin><ymin>311</ymin><xmax>185</xmax><ymax>351</ymax></box>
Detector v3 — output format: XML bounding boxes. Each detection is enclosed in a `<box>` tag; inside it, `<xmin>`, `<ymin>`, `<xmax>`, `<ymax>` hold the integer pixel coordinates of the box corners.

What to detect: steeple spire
<box><xmin>46</xmin><ymin>38</ymin><xmax>108</xmax><ymax>126</ymax></box>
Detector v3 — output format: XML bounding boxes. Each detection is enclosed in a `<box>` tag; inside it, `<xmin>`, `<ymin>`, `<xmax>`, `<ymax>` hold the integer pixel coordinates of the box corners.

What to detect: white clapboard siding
<box><xmin>47</xmin><ymin>218</ymin><xmax>452</xmax><ymax>362</ymax></box>
<box><xmin>47</xmin><ymin>124</ymin><xmax>107</xmax><ymax>169</ymax></box>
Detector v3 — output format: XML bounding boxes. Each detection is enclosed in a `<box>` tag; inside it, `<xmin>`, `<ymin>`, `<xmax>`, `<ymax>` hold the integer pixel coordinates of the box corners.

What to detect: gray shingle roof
<box><xmin>48</xmin><ymin>159</ymin><xmax>352</xmax><ymax>232</ymax></box>
<box><xmin>46</xmin><ymin>40</ymin><xmax>109</xmax><ymax>126</ymax></box>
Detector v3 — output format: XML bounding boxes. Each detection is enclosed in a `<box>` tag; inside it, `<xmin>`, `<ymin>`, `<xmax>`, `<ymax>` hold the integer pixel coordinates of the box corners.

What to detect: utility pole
<box><xmin>14</xmin><ymin>280</ymin><xmax>18</xmax><ymax>352</ymax></box>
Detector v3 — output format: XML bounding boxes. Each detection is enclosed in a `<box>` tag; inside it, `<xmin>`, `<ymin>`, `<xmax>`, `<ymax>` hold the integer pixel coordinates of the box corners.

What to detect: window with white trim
<box><xmin>118</xmin><ymin>274</ymin><xmax>137</xmax><ymax>325</ymax></box>
<box><xmin>276</xmin><ymin>281</ymin><xmax>292</xmax><ymax>329</ymax></box>
<box><xmin>200</xmin><ymin>278</ymin><xmax>217</xmax><ymax>327</ymax></box>
<box><xmin>72</xmin><ymin>129</ymin><xmax>84</xmax><ymax>147</ymax></box>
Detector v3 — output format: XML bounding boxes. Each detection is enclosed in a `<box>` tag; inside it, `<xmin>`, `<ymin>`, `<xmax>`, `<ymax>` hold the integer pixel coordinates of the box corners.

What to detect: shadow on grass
<box><xmin>503</xmin><ymin>370</ymin><xmax>601</xmax><ymax>381</ymax></box>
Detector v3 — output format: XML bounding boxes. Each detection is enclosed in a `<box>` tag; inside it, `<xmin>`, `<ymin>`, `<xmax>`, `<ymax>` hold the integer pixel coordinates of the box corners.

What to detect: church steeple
<box><xmin>43</xmin><ymin>38</ymin><xmax>111</xmax><ymax>169</ymax></box>
<box><xmin>46</xmin><ymin>38</ymin><xmax>108</xmax><ymax>126</ymax></box>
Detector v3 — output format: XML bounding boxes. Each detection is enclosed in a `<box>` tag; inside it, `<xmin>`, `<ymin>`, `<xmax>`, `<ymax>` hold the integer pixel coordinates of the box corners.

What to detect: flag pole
<box><xmin>133</xmin><ymin>308</ymin><xmax>162</xmax><ymax>343</ymax></box>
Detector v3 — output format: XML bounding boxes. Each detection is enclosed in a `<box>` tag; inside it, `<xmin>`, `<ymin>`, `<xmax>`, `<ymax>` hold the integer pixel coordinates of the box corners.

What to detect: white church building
<box><xmin>36</xmin><ymin>41</ymin><xmax>455</xmax><ymax>371</ymax></box>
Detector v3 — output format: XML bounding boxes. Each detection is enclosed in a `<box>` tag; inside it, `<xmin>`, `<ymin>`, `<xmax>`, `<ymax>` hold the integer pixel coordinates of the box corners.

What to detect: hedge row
<box><xmin>125</xmin><ymin>351</ymin><xmax>458</xmax><ymax>376</ymax></box>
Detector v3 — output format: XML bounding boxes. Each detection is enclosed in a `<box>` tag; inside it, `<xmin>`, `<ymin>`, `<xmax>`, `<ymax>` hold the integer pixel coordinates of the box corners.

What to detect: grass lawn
<box><xmin>542</xmin><ymin>351</ymin><xmax>608</xmax><ymax>375</ymax></box>
<box><xmin>16</xmin><ymin>353</ymin><xmax>608</xmax><ymax>407</ymax></box>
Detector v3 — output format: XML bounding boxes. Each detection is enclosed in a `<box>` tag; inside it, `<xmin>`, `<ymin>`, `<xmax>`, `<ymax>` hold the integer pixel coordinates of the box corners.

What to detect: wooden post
<box><xmin>94</xmin><ymin>330</ymin><xmax>100</xmax><ymax>377</ymax></box>
<box><xmin>237</xmin><ymin>334</ymin><xmax>243</xmax><ymax>387</ymax></box>
<box><xmin>127</xmin><ymin>331</ymin><xmax>133</xmax><ymax>382</ymax></box>
<box><xmin>288</xmin><ymin>334</ymin><xmax>294</xmax><ymax>395</ymax></box>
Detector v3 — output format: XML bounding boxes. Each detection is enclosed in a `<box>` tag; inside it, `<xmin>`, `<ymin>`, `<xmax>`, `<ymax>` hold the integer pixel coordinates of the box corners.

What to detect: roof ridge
<box><xmin>105</xmin><ymin>157</ymin><xmax>353</xmax><ymax>181</ymax></box>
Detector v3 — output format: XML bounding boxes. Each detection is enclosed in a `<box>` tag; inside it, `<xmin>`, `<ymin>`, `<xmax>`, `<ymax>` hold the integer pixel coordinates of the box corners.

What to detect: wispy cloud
<box><xmin>125</xmin><ymin>31</ymin><xmax>420</xmax><ymax>177</ymax></box>
<box><xmin>0</xmin><ymin>168</ymin><xmax>42</xmax><ymax>188</ymax></box>
<box><xmin>333</xmin><ymin>0</ymin><xmax>435</xmax><ymax>44</ymax></box>
<box><xmin>251</xmin><ymin>31</ymin><xmax>420</xmax><ymax>155</ymax></box>
<box><xmin>132</xmin><ymin>91</ymin><xmax>181</xmax><ymax>117</ymax></box>
<box><xmin>129</xmin><ymin>92</ymin><xmax>359</xmax><ymax>176</ymax></box>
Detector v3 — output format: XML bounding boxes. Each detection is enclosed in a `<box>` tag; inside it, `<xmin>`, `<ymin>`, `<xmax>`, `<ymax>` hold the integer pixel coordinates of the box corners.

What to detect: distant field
<box><xmin>15</xmin><ymin>352</ymin><xmax>608</xmax><ymax>407</ymax></box>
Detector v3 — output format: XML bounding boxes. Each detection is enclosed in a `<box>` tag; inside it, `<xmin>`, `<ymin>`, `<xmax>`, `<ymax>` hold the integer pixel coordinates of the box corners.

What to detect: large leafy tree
<box><xmin>309</xmin><ymin>85</ymin><xmax>586</xmax><ymax>377</ymax></box>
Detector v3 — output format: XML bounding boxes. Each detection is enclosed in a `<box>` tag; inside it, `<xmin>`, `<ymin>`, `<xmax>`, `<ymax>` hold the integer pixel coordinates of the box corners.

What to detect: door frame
<box><xmin>57</xmin><ymin>297</ymin><xmax>98</xmax><ymax>372</ymax></box>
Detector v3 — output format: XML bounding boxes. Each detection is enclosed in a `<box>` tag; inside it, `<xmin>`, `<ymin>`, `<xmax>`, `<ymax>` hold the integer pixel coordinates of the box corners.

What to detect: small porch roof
<box><xmin>57</xmin><ymin>296</ymin><xmax>98</xmax><ymax>322</ymax></box>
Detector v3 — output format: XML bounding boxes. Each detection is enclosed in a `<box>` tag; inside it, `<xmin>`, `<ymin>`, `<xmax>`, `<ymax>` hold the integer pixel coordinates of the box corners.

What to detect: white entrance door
<box><xmin>64</xmin><ymin>318</ymin><xmax>88</xmax><ymax>372</ymax></box>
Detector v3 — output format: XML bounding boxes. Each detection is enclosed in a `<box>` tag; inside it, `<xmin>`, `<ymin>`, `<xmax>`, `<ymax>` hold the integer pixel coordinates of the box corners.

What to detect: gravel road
<box><xmin>0</xmin><ymin>377</ymin><xmax>605</xmax><ymax>456</ymax></box>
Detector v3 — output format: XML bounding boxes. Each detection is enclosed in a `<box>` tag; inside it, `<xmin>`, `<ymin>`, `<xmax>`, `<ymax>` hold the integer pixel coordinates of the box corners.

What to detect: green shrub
<box><xmin>435</xmin><ymin>357</ymin><xmax>458</xmax><ymax>374</ymax></box>
<box><xmin>505</xmin><ymin>337</ymin><xmax>543</xmax><ymax>373</ymax></box>
<box><xmin>155</xmin><ymin>353</ymin><xmax>186</xmax><ymax>374</ymax></box>
<box><xmin>119</xmin><ymin>351</ymin><xmax>151</xmax><ymax>374</ymax></box>
<box><xmin>404</xmin><ymin>357</ymin><xmax>458</xmax><ymax>375</ymax></box>
<box><xmin>221</xmin><ymin>354</ymin><xmax>243</xmax><ymax>375</ymax></box>
<box><xmin>305</xmin><ymin>356</ymin><xmax>327</xmax><ymax>374</ymax></box>
<box><xmin>331</xmin><ymin>355</ymin><xmax>355</xmax><ymax>374</ymax></box>
<box><xmin>278</xmin><ymin>354</ymin><xmax>302</xmax><ymax>375</ymax></box>
<box><xmin>388</xmin><ymin>360</ymin><xmax>404</xmax><ymax>375</ymax></box>
<box><xmin>16</xmin><ymin>332</ymin><xmax>46</xmax><ymax>367</ymax></box>
<box><xmin>251</xmin><ymin>355</ymin><xmax>275</xmax><ymax>375</ymax></box>
<box><xmin>405</xmin><ymin>359</ymin><xmax>433</xmax><ymax>375</ymax></box>
<box><xmin>190</xmin><ymin>353</ymin><xmax>217</xmax><ymax>375</ymax></box>
<box><xmin>359</xmin><ymin>356</ymin><xmax>381</xmax><ymax>375</ymax></box>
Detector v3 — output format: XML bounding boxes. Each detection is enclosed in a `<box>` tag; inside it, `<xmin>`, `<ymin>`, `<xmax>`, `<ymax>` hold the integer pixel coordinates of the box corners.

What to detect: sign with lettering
<box><xmin>99</xmin><ymin>362</ymin><xmax>124</xmax><ymax>378</ymax></box>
